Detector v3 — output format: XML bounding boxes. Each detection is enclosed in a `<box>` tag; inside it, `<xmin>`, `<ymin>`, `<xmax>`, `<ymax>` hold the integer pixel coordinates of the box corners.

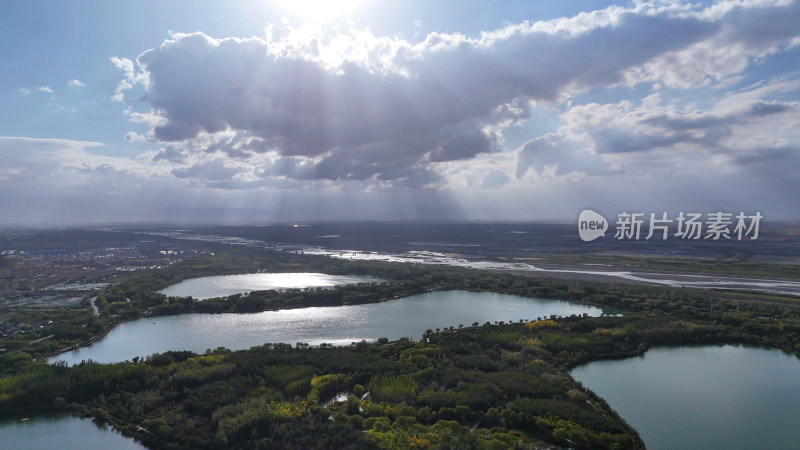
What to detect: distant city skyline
<box><xmin>1</xmin><ymin>0</ymin><xmax>799</xmax><ymax>224</ymax></box>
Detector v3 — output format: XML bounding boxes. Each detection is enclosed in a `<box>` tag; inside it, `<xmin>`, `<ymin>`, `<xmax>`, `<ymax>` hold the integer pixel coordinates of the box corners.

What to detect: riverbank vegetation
<box><xmin>3</xmin><ymin>311</ymin><xmax>800</xmax><ymax>449</ymax></box>
<box><xmin>0</xmin><ymin>306</ymin><xmax>110</xmax><ymax>374</ymax></box>
<box><xmin>2</xmin><ymin>250</ymin><xmax>800</xmax><ymax>448</ymax></box>
<box><xmin>3</xmin><ymin>250</ymin><xmax>800</xmax><ymax>371</ymax></box>
<box><xmin>525</xmin><ymin>253</ymin><xmax>800</xmax><ymax>280</ymax></box>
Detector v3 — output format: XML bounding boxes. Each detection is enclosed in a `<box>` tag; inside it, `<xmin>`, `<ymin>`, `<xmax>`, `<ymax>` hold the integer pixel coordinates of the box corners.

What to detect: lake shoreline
<box><xmin>21</xmin><ymin>317</ymin><xmax>800</xmax><ymax>449</ymax></box>
<box><xmin>39</xmin><ymin>262</ymin><xmax>798</xmax><ymax>364</ymax></box>
<box><xmin>0</xmin><ymin>412</ymin><xmax>148</xmax><ymax>449</ymax></box>
<box><xmin>40</xmin><ymin>288</ymin><xmax>435</xmax><ymax>362</ymax></box>
<box><xmin>47</xmin><ymin>289</ymin><xmax>607</xmax><ymax>365</ymax></box>
<box><xmin>570</xmin><ymin>343</ymin><xmax>800</xmax><ymax>449</ymax></box>
<box><xmin>158</xmin><ymin>272</ymin><xmax>384</xmax><ymax>300</ymax></box>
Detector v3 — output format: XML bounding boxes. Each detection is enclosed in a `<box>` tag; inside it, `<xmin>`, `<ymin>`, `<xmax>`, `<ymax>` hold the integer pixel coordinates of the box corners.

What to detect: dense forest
<box><xmin>3</xmin><ymin>312</ymin><xmax>800</xmax><ymax>449</ymax></box>
<box><xmin>5</xmin><ymin>250</ymin><xmax>798</xmax><ymax>369</ymax></box>
<box><xmin>2</xmin><ymin>250</ymin><xmax>800</xmax><ymax>448</ymax></box>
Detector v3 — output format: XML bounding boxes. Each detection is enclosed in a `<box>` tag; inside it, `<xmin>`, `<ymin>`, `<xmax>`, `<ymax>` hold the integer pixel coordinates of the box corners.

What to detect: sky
<box><xmin>1</xmin><ymin>0</ymin><xmax>799</xmax><ymax>225</ymax></box>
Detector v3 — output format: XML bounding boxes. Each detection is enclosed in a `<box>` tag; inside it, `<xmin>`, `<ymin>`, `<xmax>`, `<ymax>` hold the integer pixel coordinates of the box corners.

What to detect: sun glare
<box><xmin>277</xmin><ymin>0</ymin><xmax>363</xmax><ymax>23</ymax></box>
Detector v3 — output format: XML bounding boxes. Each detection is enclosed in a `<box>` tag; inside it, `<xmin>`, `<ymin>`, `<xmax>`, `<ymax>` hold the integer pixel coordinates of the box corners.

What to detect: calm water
<box><xmin>570</xmin><ymin>344</ymin><xmax>800</xmax><ymax>450</ymax></box>
<box><xmin>50</xmin><ymin>290</ymin><xmax>602</xmax><ymax>365</ymax></box>
<box><xmin>158</xmin><ymin>272</ymin><xmax>381</xmax><ymax>300</ymax></box>
<box><xmin>0</xmin><ymin>415</ymin><xmax>145</xmax><ymax>449</ymax></box>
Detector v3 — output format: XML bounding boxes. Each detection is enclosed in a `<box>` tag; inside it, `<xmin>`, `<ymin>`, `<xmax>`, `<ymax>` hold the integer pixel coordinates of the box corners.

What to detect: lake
<box><xmin>50</xmin><ymin>290</ymin><xmax>603</xmax><ymax>365</ymax></box>
<box><xmin>570</xmin><ymin>344</ymin><xmax>800</xmax><ymax>450</ymax></box>
<box><xmin>0</xmin><ymin>414</ymin><xmax>145</xmax><ymax>449</ymax></box>
<box><xmin>158</xmin><ymin>272</ymin><xmax>382</xmax><ymax>300</ymax></box>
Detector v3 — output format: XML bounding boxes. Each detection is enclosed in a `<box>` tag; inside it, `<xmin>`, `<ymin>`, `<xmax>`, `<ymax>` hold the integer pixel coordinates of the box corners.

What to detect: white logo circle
<box><xmin>578</xmin><ymin>209</ymin><xmax>608</xmax><ymax>242</ymax></box>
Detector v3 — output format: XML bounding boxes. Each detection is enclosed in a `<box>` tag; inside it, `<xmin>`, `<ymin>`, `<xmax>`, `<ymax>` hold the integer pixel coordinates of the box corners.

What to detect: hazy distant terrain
<box><xmin>119</xmin><ymin>222</ymin><xmax>800</xmax><ymax>296</ymax></box>
<box><xmin>123</xmin><ymin>222</ymin><xmax>800</xmax><ymax>263</ymax></box>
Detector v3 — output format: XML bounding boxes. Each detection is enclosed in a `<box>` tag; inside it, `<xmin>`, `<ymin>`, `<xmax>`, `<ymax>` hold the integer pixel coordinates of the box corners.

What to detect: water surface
<box><xmin>158</xmin><ymin>272</ymin><xmax>381</xmax><ymax>300</ymax></box>
<box><xmin>0</xmin><ymin>414</ymin><xmax>145</xmax><ymax>449</ymax></box>
<box><xmin>570</xmin><ymin>344</ymin><xmax>800</xmax><ymax>450</ymax></box>
<box><xmin>51</xmin><ymin>290</ymin><xmax>602</xmax><ymax>365</ymax></box>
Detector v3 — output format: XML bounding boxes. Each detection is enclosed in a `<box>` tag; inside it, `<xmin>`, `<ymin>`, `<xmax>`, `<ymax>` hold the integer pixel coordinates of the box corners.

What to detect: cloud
<box><xmin>99</xmin><ymin>0</ymin><xmax>800</xmax><ymax>216</ymax></box>
<box><xmin>67</xmin><ymin>79</ymin><xmax>85</xmax><ymax>87</ymax></box>
<box><xmin>0</xmin><ymin>136</ymin><xmax>162</xmax><ymax>182</ymax></box>
<box><xmin>0</xmin><ymin>136</ymin><xmax>219</xmax><ymax>224</ymax></box>
<box><xmin>171</xmin><ymin>158</ymin><xmax>248</xmax><ymax>182</ymax></box>
<box><xmin>516</xmin><ymin>133</ymin><xmax>621</xmax><ymax>179</ymax></box>
<box><xmin>514</xmin><ymin>95</ymin><xmax>800</xmax><ymax>193</ymax></box>
<box><xmin>98</xmin><ymin>4</ymin><xmax>715</xmax><ymax>182</ymax></box>
<box><xmin>5</xmin><ymin>2</ymin><xmax>800</xmax><ymax>224</ymax></box>
<box><xmin>110</xmin><ymin>56</ymin><xmax>146</xmax><ymax>101</ymax></box>
<box><xmin>0</xmin><ymin>135</ymin><xmax>472</xmax><ymax>224</ymax></box>
<box><xmin>481</xmin><ymin>170</ymin><xmax>509</xmax><ymax>189</ymax></box>
<box><xmin>576</xmin><ymin>99</ymin><xmax>800</xmax><ymax>155</ymax></box>
<box><xmin>714</xmin><ymin>78</ymin><xmax>800</xmax><ymax>110</ymax></box>
<box><xmin>624</xmin><ymin>0</ymin><xmax>800</xmax><ymax>88</ymax></box>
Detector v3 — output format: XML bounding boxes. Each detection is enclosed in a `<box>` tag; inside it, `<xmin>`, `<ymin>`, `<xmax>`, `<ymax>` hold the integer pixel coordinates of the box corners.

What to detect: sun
<box><xmin>276</xmin><ymin>0</ymin><xmax>363</xmax><ymax>23</ymax></box>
